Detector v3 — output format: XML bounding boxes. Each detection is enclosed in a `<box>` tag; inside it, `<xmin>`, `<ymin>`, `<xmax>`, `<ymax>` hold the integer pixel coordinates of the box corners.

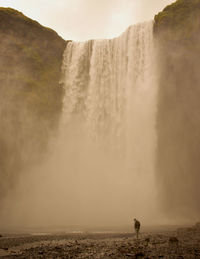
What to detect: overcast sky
<box><xmin>0</xmin><ymin>0</ymin><xmax>174</xmax><ymax>41</ymax></box>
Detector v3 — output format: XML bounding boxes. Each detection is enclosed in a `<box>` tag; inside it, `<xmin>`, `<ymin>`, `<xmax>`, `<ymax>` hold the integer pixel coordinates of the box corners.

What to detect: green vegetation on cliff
<box><xmin>0</xmin><ymin>7</ymin><xmax>66</xmax><ymax>123</ymax></box>
<box><xmin>154</xmin><ymin>0</ymin><xmax>200</xmax><ymax>42</ymax></box>
<box><xmin>0</xmin><ymin>8</ymin><xmax>66</xmax><ymax>196</ymax></box>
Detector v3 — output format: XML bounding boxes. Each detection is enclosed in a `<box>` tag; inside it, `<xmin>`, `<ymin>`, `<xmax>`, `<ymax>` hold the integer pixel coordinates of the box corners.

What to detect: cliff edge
<box><xmin>0</xmin><ymin>8</ymin><xmax>66</xmax><ymax>196</ymax></box>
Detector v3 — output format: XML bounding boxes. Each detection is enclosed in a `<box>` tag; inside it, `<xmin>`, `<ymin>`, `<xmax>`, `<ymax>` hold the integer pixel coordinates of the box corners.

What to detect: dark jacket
<box><xmin>134</xmin><ymin>220</ymin><xmax>140</xmax><ymax>230</ymax></box>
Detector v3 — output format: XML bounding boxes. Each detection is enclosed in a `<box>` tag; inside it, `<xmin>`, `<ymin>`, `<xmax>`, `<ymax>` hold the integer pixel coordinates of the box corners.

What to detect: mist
<box><xmin>0</xmin><ymin>21</ymin><xmax>161</xmax><ymax>230</ymax></box>
<box><xmin>156</xmin><ymin>28</ymin><xmax>200</xmax><ymax>223</ymax></box>
<box><xmin>2</xmin><ymin>0</ymin><xmax>199</xmax><ymax>234</ymax></box>
<box><xmin>0</xmin><ymin>7</ymin><xmax>65</xmax><ymax>231</ymax></box>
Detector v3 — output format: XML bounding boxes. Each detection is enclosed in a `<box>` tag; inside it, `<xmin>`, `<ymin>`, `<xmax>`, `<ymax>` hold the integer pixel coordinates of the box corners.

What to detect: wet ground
<box><xmin>0</xmin><ymin>227</ymin><xmax>200</xmax><ymax>258</ymax></box>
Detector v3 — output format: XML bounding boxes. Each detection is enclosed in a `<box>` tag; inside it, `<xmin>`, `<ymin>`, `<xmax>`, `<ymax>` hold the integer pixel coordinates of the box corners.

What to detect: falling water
<box><xmin>59</xmin><ymin>21</ymin><xmax>158</xmax><ymax>225</ymax></box>
<box><xmin>0</xmin><ymin>21</ymin><xmax>159</xmax><ymax>228</ymax></box>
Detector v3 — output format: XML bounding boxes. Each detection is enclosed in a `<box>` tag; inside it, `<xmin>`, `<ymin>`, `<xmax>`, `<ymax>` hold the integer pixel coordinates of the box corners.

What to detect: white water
<box><xmin>58</xmin><ymin>21</ymin><xmax>158</xmax><ymax>225</ymax></box>
<box><xmin>0</xmin><ymin>21</ymin><xmax>159</xmax><ymax>228</ymax></box>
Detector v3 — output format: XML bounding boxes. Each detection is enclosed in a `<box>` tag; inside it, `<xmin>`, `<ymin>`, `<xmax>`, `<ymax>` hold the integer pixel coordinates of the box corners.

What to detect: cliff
<box><xmin>154</xmin><ymin>0</ymin><xmax>200</xmax><ymax>219</ymax></box>
<box><xmin>0</xmin><ymin>8</ymin><xmax>66</xmax><ymax>196</ymax></box>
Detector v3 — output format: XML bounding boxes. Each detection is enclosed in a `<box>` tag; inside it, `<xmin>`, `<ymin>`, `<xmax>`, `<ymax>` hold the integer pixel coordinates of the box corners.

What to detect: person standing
<box><xmin>134</xmin><ymin>218</ymin><xmax>141</xmax><ymax>238</ymax></box>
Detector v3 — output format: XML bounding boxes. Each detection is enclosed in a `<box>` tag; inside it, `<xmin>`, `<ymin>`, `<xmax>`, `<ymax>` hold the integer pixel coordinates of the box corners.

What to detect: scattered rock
<box><xmin>168</xmin><ymin>237</ymin><xmax>179</xmax><ymax>244</ymax></box>
<box><xmin>0</xmin><ymin>231</ymin><xmax>199</xmax><ymax>258</ymax></box>
<box><xmin>195</xmin><ymin>222</ymin><xmax>200</xmax><ymax>230</ymax></box>
<box><xmin>144</xmin><ymin>237</ymin><xmax>150</xmax><ymax>244</ymax></box>
<box><xmin>135</xmin><ymin>252</ymin><xmax>145</xmax><ymax>258</ymax></box>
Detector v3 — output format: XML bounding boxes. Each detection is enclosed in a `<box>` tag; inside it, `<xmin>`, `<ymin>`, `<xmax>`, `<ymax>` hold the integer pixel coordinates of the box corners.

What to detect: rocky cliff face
<box><xmin>0</xmin><ymin>8</ymin><xmax>66</xmax><ymax>196</ymax></box>
<box><xmin>154</xmin><ymin>0</ymin><xmax>200</xmax><ymax>219</ymax></box>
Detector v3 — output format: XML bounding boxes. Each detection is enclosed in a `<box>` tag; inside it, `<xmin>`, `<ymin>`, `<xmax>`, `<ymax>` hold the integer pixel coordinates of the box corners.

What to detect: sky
<box><xmin>0</xmin><ymin>0</ymin><xmax>174</xmax><ymax>41</ymax></box>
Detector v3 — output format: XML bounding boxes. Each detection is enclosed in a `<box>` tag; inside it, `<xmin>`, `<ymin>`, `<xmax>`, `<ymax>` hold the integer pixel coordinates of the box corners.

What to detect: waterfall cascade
<box><xmin>0</xmin><ymin>21</ymin><xmax>159</xmax><ymax>228</ymax></box>
<box><xmin>62</xmin><ymin>22</ymin><xmax>156</xmax><ymax>143</ymax></box>
<box><xmin>58</xmin><ymin>21</ymin><xmax>158</xmax><ymax>225</ymax></box>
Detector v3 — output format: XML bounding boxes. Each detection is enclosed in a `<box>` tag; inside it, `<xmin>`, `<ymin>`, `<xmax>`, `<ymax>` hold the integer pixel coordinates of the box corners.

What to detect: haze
<box><xmin>0</xmin><ymin>0</ymin><xmax>186</xmax><ymax>231</ymax></box>
<box><xmin>0</xmin><ymin>0</ymin><xmax>174</xmax><ymax>41</ymax></box>
<box><xmin>0</xmin><ymin>22</ymin><xmax>160</xmax><ymax>228</ymax></box>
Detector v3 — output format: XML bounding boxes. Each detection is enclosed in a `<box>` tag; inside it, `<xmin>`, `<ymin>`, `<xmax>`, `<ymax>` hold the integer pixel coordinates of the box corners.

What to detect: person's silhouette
<box><xmin>134</xmin><ymin>218</ymin><xmax>140</xmax><ymax>238</ymax></box>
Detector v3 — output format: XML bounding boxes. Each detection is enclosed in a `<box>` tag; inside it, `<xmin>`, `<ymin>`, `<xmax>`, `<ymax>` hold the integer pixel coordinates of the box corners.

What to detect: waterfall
<box><xmin>59</xmin><ymin>21</ymin><xmax>158</xmax><ymax>225</ymax></box>
<box><xmin>62</xmin><ymin>22</ymin><xmax>156</xmax><ymax>144</ymax></box>
<box><xmin>0</xmin><ymin>21</ymin><xmax>159</xmax><ymax>227</ymax></box>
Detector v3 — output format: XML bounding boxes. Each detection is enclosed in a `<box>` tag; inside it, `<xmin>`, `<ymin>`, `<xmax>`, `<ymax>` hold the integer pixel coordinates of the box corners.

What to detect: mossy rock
<box><xmin>0</xmin><ymin>8</ymin><xmax>67</xmax><ymax>196</ymax></box>
<box><xmin>154</xmin><ymin>0</ymin><xmax>200</xmax><ymax>42</ymax></box>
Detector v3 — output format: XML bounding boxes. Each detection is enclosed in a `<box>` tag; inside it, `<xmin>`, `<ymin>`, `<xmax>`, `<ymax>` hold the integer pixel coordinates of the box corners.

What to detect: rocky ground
<box><xmin>0</xmin><ymin>225</ymin><xmax>200</xmax><ymax>258</ymax></box>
